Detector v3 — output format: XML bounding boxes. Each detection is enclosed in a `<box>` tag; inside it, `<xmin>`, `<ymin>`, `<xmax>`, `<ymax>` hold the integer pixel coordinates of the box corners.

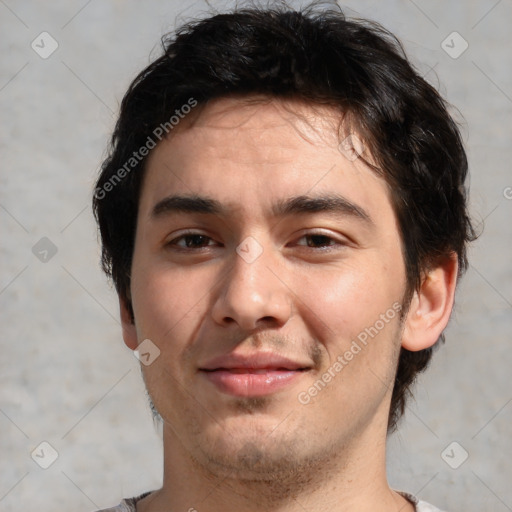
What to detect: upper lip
<box><xmin>199</xmin><ymin>352</ymin><xmax>311</xmax><ymax>371</ymax></box>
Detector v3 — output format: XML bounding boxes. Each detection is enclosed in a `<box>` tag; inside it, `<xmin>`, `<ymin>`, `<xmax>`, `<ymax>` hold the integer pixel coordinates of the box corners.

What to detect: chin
<box><xmin>191</xmin><ymin>420</ymin><xmax>333</xmax><ymax>484</ymax></box>
<box><xmin>197</xmin><ymin>441</ymin><xmax>300</xmax><ymax>480</ymax></box>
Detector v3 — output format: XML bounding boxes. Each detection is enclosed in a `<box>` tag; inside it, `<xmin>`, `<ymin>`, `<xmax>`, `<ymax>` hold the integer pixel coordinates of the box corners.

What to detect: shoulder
<box><xmin>416</xmin><ymin>501</ymin><xmax>447</xmax><ymax>512</ymax></box>
<box><xmin>397</xmin><ymin>490</ymin><xmax>447</xmax><ymax>512</ymax></box>
<box><xmin>91</xmin><ymin>491</ymin><xmax>153</xmax><ymax>512</ymax></box>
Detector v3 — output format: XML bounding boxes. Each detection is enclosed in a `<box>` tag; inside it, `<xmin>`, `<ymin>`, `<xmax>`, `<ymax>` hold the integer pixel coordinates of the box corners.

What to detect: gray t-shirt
<box><xmin>93</xmin><ymin>490</ymin><xmax>446</xmax><ymax>511</ymax></box>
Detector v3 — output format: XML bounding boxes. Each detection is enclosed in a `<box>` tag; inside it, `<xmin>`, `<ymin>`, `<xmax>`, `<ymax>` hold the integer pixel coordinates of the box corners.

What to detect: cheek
<box><xmin>297</xmin><ymin>260</ymin><xmax>398</xmax><ymax>339</ymax></box>
<box><xmin>294</xmin><ymin>264</ymin><xmax>404</xmax><ymax>423</ymax></box>
<box><xmin>131</xmin><ymin>263</ymin><xmax>210</xmax><ymax>342</ymax></box>
<box><xmin>292</xmin><ymin>253</ymin><xmax>406</xmax><ymax>402</ymax></box>
<box><xmin>131</xmin><ymin>266</ymin><xmax>210</xmax><ymax>413</ymax></box>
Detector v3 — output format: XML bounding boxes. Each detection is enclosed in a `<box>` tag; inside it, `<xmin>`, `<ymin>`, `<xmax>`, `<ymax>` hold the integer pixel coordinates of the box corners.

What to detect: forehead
<box><xmin>139</xmin><ymin>96</ymin><xmax>391</xmax><ymax>221</ymax></box>
<box><xmin>151</xmin><ymin>96</ymin><xmax>346</xmax><ymax>168</ymax></box>
<box><xmin>184</xmin><ymin>95</ymin><xmax>344</xmax><ymax>143</ymax></box>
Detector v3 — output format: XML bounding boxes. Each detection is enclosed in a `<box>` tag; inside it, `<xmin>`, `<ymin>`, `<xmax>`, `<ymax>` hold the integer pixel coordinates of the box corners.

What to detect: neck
<box><xmin>136</xmin><ymin>419</ymin><xmax>414</xmax><ymax>512</ymax></box>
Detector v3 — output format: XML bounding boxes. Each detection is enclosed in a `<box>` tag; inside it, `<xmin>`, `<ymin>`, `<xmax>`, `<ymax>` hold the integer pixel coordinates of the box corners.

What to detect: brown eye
<box><xmin>294</xmin><ymin>233</ymin><xmax>341</xmax><ymax>249</ymax></box>
<box><xmin>304</xmin><ymin>234</ymin><xmax>336</xmax><ymax>248</ymax></box>
<box><xmin>182</xmin><ymin>235</ymin><xmax>211</xmax><ymax>248</ymax></box>
<box><xmin>167</xmin><ymin>233</ymin><xmax>216</xmax><ymax>249</ymax></box>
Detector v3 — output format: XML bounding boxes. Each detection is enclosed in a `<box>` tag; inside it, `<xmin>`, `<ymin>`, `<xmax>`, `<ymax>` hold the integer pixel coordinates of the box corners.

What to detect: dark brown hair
<box><xmin>92</xmin><ymin>2</ymin><xmax>475</xmax><ymax>431</ymax></box>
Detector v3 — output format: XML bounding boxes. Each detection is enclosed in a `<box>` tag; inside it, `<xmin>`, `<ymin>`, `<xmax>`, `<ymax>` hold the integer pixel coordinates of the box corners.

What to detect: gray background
<box><xmin>1</xmin><ymin>1</ymin><xmax>511</xmax><ymax>511</ymax></box>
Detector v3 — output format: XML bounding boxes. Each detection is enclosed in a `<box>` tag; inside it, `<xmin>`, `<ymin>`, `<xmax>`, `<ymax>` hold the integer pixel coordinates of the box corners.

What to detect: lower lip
<box><xmin>201</xmin><ymin>369</ymin><xmax>304</xmax><ymax>397</ymax></box>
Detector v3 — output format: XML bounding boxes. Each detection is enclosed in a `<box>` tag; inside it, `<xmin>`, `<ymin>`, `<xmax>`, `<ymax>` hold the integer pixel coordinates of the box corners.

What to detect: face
<box><xmin>125</xmin><ymin>96</ymin><xmax>409</xmax><ymax>480</ymax></box>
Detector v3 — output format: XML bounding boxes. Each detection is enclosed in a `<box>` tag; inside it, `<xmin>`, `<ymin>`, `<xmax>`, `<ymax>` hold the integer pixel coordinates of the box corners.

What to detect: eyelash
<box><xmin>166</xmin><ymin>231</ymin><xmax>346</xmax><ymax>252</ymax></box>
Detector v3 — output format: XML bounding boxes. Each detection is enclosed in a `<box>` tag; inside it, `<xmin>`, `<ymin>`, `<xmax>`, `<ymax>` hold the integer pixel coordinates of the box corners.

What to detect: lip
<box><xmin>200</xmin><ymin>352</ymin><xmax>310</xmax><ymax>371</ymax></box>
<box><xmin>199</xmin><ymin>352</ymin><xmax>311</xmax><ymax>397</ymax></box>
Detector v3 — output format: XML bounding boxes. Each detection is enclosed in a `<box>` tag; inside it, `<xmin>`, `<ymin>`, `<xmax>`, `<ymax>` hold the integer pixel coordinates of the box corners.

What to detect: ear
<box><xmin>119</xmin><ymin>295</ymin><xmax>138</xmax><ymax>350</ymax></box>
<box><xmin>401</xmin><ymin>253</ymin><xmax>458</xmax><ymax>351</ymax></box>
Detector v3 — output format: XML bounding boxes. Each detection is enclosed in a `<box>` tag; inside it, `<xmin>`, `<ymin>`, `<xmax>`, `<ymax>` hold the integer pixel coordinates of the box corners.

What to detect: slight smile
<box><xmin>199</xmin><ymin>352</ymin><xmax>312</xmax><ymax>397</ymax></box>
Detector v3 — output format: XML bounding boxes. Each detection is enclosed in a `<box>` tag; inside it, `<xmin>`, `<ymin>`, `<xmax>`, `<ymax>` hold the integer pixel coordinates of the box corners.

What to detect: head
<box><xmin>92</xmin><ymin>2</ymin><xmax>474</xmax><ymax>477</ymax></box>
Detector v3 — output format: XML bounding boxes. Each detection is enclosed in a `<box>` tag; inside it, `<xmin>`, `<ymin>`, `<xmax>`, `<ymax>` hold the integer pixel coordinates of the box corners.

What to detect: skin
<box><xmin>119</xmin><ymin>96</ymin><xmax>458</xmax><ymax>512</ymax></box>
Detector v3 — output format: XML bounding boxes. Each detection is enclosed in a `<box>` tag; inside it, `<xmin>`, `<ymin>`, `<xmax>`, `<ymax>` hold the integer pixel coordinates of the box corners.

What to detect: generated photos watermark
<box><xmin>94</xmin><ymin>97</ymin><xmax>198</xmax><ymax>200</ymax></box>
<box><xmin>297</xmin><ymin>301</ymin><xmax>402</xmax><ymax>405</ymax></box>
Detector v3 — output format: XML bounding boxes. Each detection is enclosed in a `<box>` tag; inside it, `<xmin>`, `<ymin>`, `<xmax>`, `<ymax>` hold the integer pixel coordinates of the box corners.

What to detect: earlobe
<box><xmin>401</xmin><ymin>254</ymin><xmax>458</xmax><ymax>352</ymax></box>
<box><xmin>119</xmin><ymin>296</ymin><xmax>138</xmax><ymax>350</ymax></box>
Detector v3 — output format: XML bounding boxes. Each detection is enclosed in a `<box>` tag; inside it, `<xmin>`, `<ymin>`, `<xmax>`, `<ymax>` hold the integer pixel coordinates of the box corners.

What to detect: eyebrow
<box><xmin>271</xmin><ymin>194</ymin><xmax>373</xmax><ymax>224</ymax></box>
<box><xmin>152</xmin><ymin>195</ymin><xmax>224</xmax><ymax>217</ymax></box>
<box><xmin>151</xmin><ymin>193</ymin><xmax>373</xmax><ymax>225</ymax></box>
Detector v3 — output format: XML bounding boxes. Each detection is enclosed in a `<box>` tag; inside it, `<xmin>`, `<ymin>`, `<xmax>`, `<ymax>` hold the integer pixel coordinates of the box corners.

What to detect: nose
<box><xmin>210</xmin><ymin>238</ymin><xmax>292</xmax><ymax>331</ymax></box>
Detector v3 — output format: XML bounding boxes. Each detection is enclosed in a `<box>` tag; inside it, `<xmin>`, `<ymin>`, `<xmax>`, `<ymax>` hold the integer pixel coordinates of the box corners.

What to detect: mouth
<box><xmin>200</xmin><ymin>368</ymin><xmax>309</xmax><ymax>397</ymax></box>
<box><xmin>204</xmin><ymin>367</ymin><xmax>308</xmax><ymax>374</ymax></box>
<box><xmin>199</xmin><ymin>353</ymin><xmax>312</xmax><ymax>397</ymax></box>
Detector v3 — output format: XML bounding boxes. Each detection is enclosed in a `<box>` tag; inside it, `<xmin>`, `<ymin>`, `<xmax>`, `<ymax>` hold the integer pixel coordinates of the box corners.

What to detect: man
<box><xmin>92</xmin><ymin>3</ymin><xmax>475</xmax><ymax>511</ymax></box>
